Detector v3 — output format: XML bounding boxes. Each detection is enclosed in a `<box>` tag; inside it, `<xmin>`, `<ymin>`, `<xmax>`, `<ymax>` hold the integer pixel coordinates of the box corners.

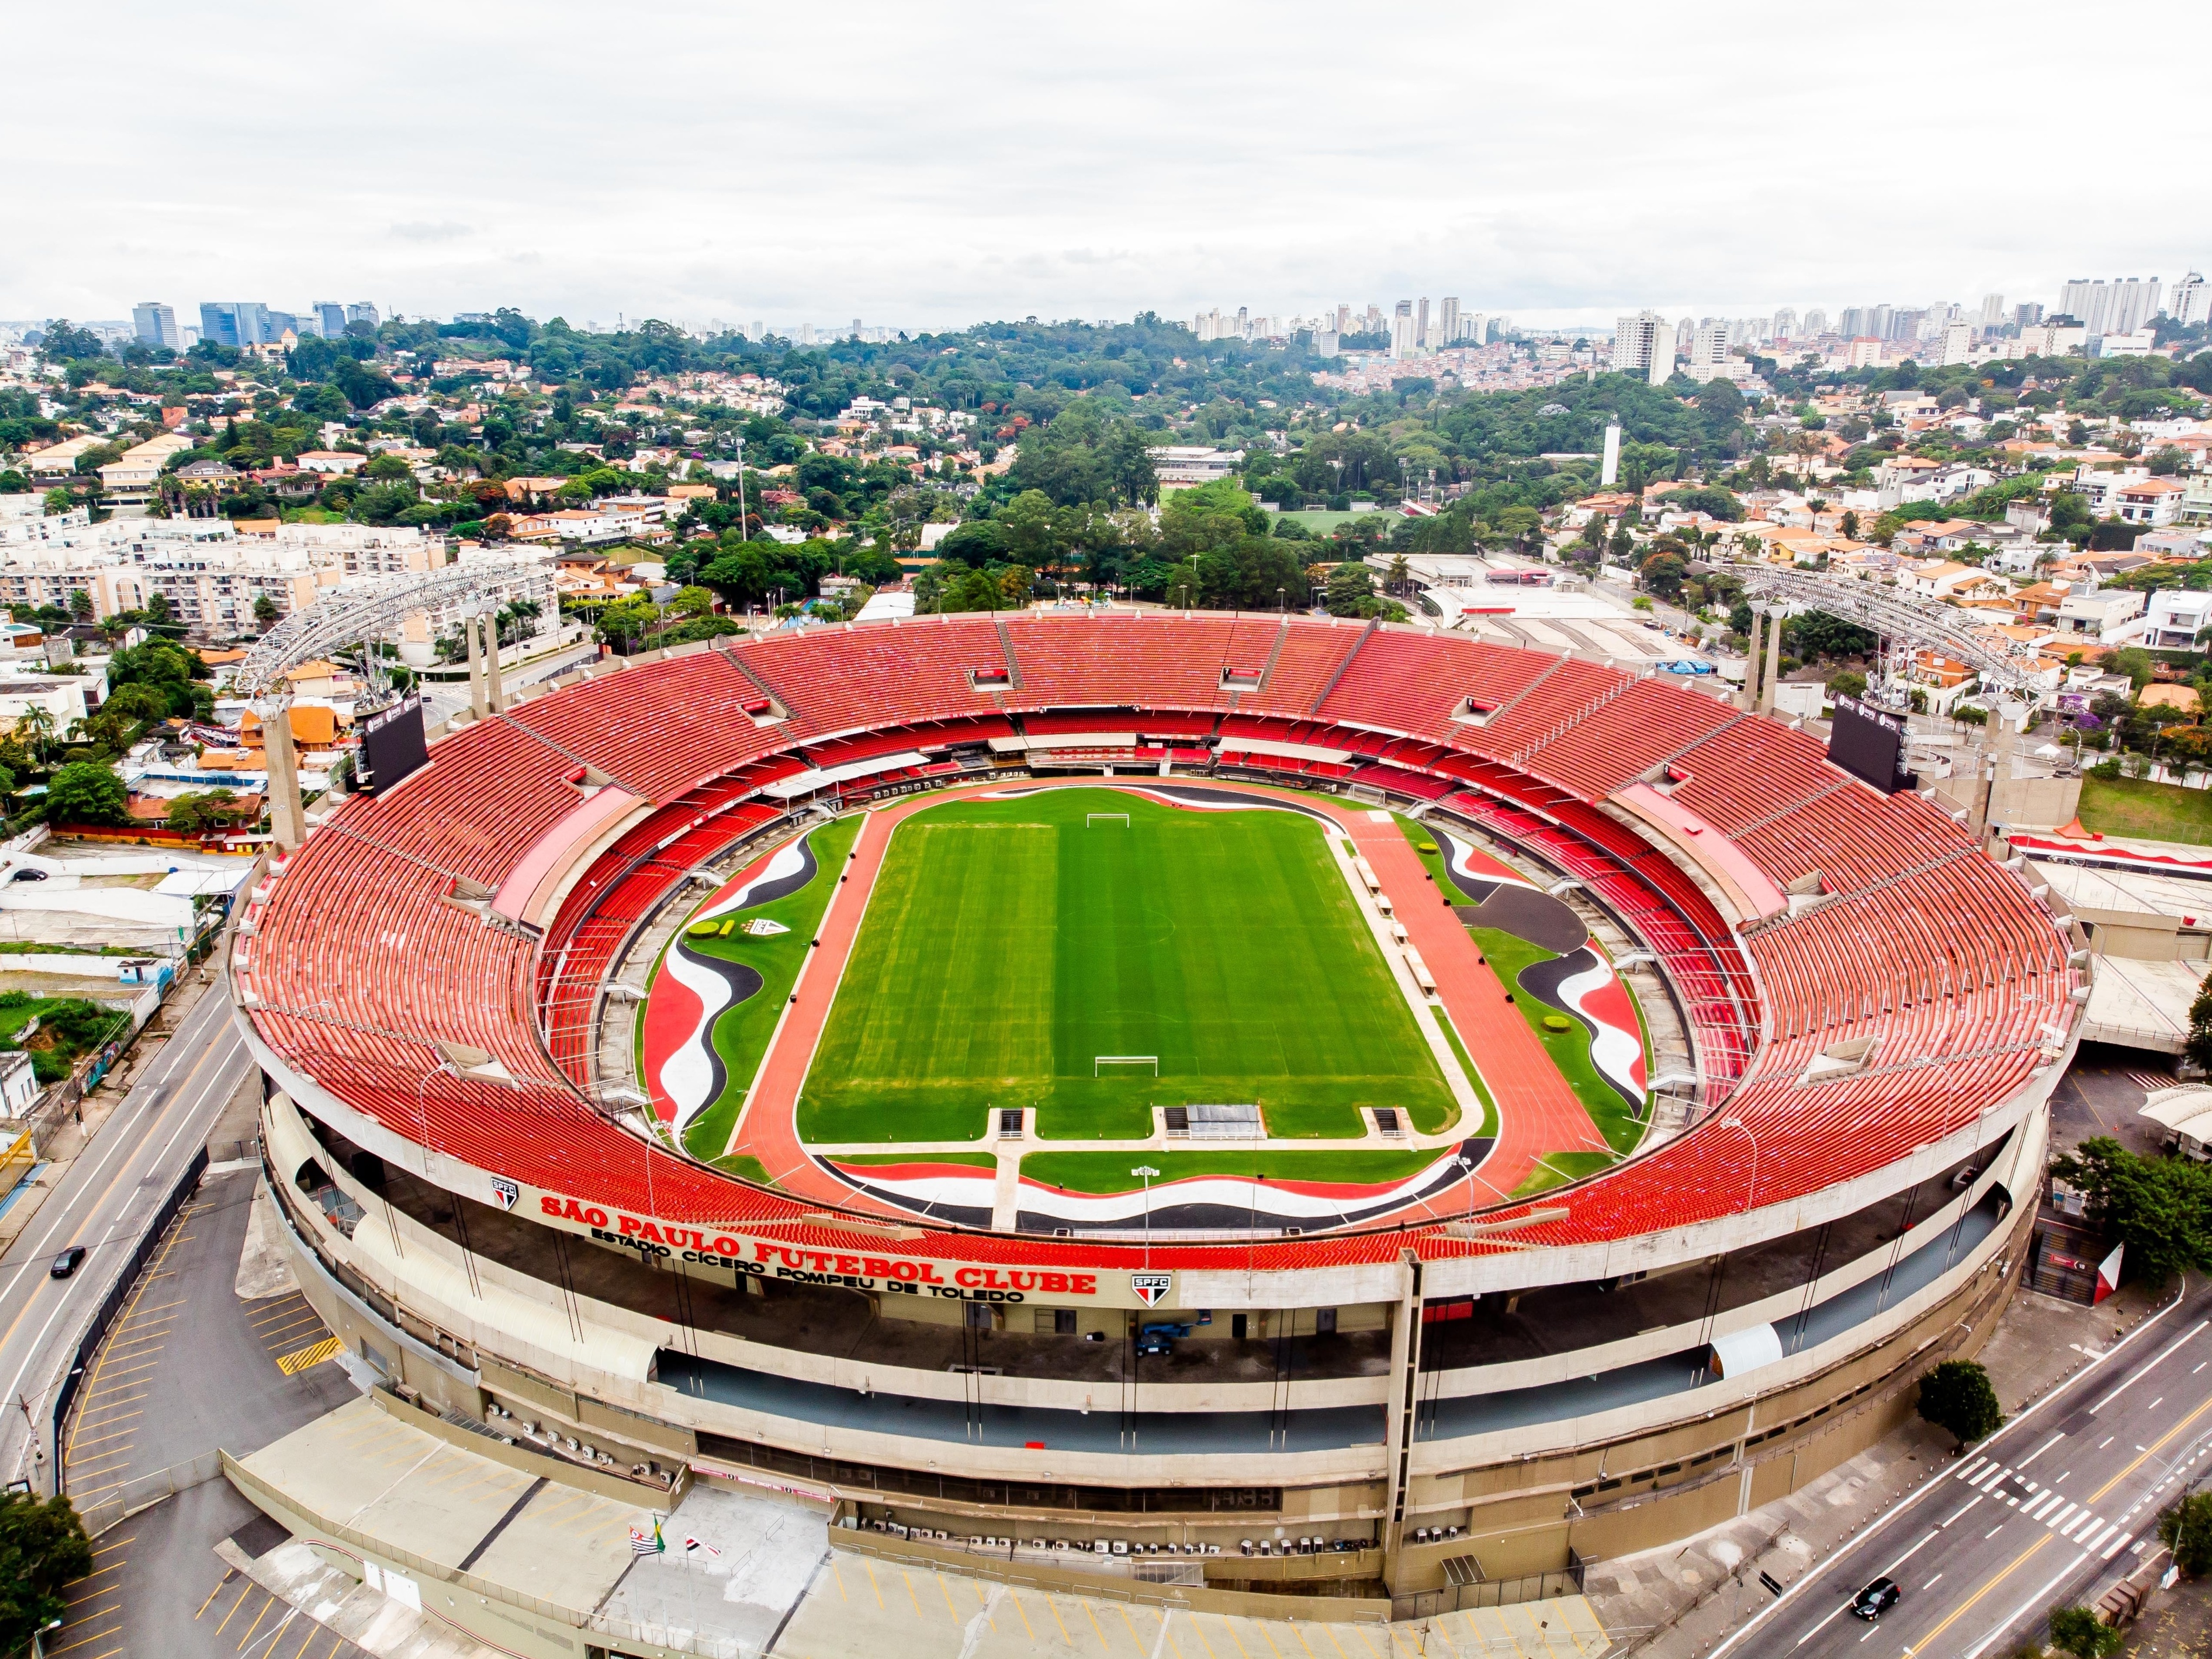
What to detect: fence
<box><xmin>51</xmin><ymin>1145</ymin><xmax>209</xmax><ymax>1493</ymax></box>
<box><xmin>75</xmin><ymin>1449</ymin><xmax>223</xmax><ymax>1538</ymax></box>
<box><xmin>1388</xmin><ymin>1557</ymin><xmax>1587</xmax><ymax>1623</ymax></box>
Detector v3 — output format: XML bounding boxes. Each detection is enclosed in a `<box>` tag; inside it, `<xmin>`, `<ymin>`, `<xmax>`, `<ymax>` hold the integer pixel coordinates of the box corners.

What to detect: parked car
<box><xmin>49</xmin><ymin>1246</ymin><xmax>87</xmax><ymax>1279</ymax></box>
<box><xmin>1851</xmin><ymin>1577</ymin><xmax>1901</xmax><ymax>1620</ymax></box>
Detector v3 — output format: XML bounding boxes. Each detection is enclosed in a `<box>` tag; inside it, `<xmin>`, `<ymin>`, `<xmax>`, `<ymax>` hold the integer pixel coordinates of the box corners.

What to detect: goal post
<box><xmin>1095</xmin><ymin>1055</ymin><xmax>1159</xmax><ymax>1076</ymax></box>
<box><xmin>1086</xmin><ymin>812</ymin><xmax>1131</xmax><ymax>827</ymax></box>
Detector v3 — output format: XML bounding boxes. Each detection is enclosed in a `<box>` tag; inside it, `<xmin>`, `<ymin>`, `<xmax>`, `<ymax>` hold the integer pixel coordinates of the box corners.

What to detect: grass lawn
<box><xmin>1019</xmin><ymin>1148</ymin><xmax>1442</xmax><ymax>1194</ymax></box>
<box><xmin>1469</xmin><ymin>926</ymin><xmax>1647</xmax><ymax>1157</ymax></box>
<box><xmin>799</xmin><ymin>786</ymin><xmax>1458</xmax><ymax>1144</ymax></box>
<box><xmin>829</xmin><ymin>1150</ymin><xmax>999</xmax><ymax>1168</ymax></box>
<box><xmin>663</xmin><ymin>815</ymin><xmax>863</xmax><ymax>1161</ymax></box>
<box><xmin>2077</xmin><ymin>774</ymin><xmax>2212</xmax><ymax>846</ymax></box>
<box><xmin>712</xmin><ymin>1154</ymin><xmax>777</xmax><ymax>1186</ymax></box>
<box><xmin>1277</xmin><ymin>510</ymin><xmax>1384</xmax><ymax>536</ymax></box>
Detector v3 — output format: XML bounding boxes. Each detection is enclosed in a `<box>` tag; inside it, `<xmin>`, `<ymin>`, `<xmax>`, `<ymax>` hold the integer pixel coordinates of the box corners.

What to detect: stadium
<box><xmin>233</xmin><ymin>608</ymin><xmax>2079</xmax><ymax>1618</ymax></box>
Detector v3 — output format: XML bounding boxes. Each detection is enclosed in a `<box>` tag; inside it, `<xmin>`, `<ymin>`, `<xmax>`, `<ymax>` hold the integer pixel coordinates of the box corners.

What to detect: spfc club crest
<box><xmin>489</xmin><ymin>1176</ymin><xmax>520</xmax><ymax>1212</ymax></box>
<box><xmin>1131</xmin><ymin>1272</ymin><xmax>1171</xmax><ymax>1307</ymax></box>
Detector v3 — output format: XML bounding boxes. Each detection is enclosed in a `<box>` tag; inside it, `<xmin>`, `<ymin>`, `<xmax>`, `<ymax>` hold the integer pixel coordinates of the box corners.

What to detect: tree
<box><xmin>2160</xmin><ymin>1492</ymin><xmax>2212</xmax><ymax>1578</ymax></box>
<box><xmin>1324</xmin><ymin>562</ymin><xmax>1379</xmax><ymax>617</ymax></box>
<box><xmin>11</xmin><ymin>708</ymin><xmax>54</xmax><ymax>766</ymax></box>
<box><xmin>43</xmin><ymin>761</ymin><xmax>128</xmax><ymax>825</ymax></box>
<box><xmin>1917</xmin><ymin>1359</ymin><xmax>2003</xmax><ymax>1444</ymax></box>
<box><xmin>2191</xmin><ymin>966</ymin><xmax>2212</xmax><ymax>1075</ymax></box>
<box><xmin>0</xmin><ymin>1487</ymin><xmax>93</xmax><ymax>1652</ymax></box>
<box><xmin>164</xmin><ymin>789</ymin><xmax>246</xmax><ymax>837</ymax></box>
<box><xmin>252</xmin><ymin>594</ymin><xmax>280</xmax><ymax>629</ymax></box>
<box><xmin>36</xmin><ymin>320</ymin><xmax>107</xmax><ymax>364</ymax></box>
<box><xmin>2046</xmin><ymin>1605</ymin><xmax>2121</xmax><ymax>1657</ymax></box>
<box><xmin>2050</xmin><ymin>1136</ymin><xmax>2212</xmax><ymax>1286</ymax></box>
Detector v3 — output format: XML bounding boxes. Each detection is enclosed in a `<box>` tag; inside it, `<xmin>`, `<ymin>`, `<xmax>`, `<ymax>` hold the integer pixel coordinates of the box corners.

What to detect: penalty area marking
<box><xmin>1095</xmin><ymin>1055</ymin><xmax>1158</xmax><ymax>1076</ymax></box>
<box><xmin>1086</xmin><ymin>812</ymin><xmax>1131</xmax><ymax>826</ymax></box>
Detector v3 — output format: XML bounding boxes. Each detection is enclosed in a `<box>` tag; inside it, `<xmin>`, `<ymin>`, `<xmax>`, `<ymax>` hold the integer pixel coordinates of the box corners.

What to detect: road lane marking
<box><xmin>2017</xmin><ymin>1433</ymin><xmax>2064</xmax><ymax>1468</ymax></box>
<box><xmin>1940</xmin><ymin>1495</ymin><xmax>1981</xmax><ymax>1527</ymax></box>
<box><xmin>0</xmin><ymin>1026</ymin><xmax>249</xmax><ymax>1443</ymax></box>
<box><xmin>2091</xmin><ymin>1319</ymin><xmax>2209</xmax><ymax>1413</ymax></box>
<box><xmin>2102</xmin><ymin>1531</ymin><xmax>2134</xmax><ymax>1560</ymax></box>
<box><xmin>1957</xmin><ymin>1549</ymin><xmax>2088</xmax><ymax>1659</ymax></box>
<box><xmin>1792</xmin><ymin>1530</ymin><xmax>1937</xmax><ymax>1646</ymax></box>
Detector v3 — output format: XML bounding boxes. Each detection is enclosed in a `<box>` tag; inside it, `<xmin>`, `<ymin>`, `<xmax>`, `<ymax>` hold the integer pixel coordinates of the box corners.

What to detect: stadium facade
<box><xmin>235</xmin><ymin>611</ymin><xmax>2077</xmax><ymax>1616</ymax></box>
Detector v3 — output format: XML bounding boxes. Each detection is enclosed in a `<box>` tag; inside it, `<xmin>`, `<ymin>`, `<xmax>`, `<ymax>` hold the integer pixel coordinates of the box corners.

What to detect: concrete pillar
<box><xmin>1761</xmin><ymin>608</ymin><xmax>1785</xmax><ymax>715</ymax></box>
<box><xmin>465</xmin><ymin>611</ymin><xmax>487</xmax><ymax>720</ymax></box>
<box><xmin>262</xmin><ymin>699</ymin><xmax>306</xmax><ymax>851</ymax></box>
<box><xmin>1379</xmin><ymin>1250</ymin><xmax>1426</xmax><ymax>1595</ymax></box>
<box><xmin>1741</xmin><ymin>606</ymin><xmax>1764</xmax><ymax>712</ymax></box>
<box><xmin>483</xmin><ymin>613</ymin><xmax>506</xmax><ymax>714</ymax></box>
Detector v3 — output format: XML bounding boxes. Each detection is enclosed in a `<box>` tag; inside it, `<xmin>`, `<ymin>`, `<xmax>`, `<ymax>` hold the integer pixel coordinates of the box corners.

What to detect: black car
<box><xmin>49</xmin><ymin>1246</ymin><xmax>86</xmax><ymax>1279</ymax></box>
<box><xmin>1851</xmin><ymin>1577</ymin><xmax>1901</xmax><ymax>1620</ymax></box>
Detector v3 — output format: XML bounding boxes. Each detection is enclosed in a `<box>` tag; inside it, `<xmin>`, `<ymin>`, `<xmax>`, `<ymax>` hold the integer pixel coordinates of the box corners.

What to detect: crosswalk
<box><xmin>1954</xmin><ymin>1454</ymin><xmax>2136</xmax><ymax>1561</ymax></box>
<box><xmin>2125</xmin><ymin>1070</ymin><xmax>2174</xmax><ymax>1093</ymax></box>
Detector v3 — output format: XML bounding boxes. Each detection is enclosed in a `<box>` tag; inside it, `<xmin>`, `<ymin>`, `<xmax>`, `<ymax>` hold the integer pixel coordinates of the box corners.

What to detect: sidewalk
<box><xmin>1584</xmin><ymin>1272</ymin><xmax>2169</xmax><ymax>1655</ymax></box>
<box><xmin>0</xmin><ymin>953</ymin><xmax>228</xmax><ymax>1258</ymax></box>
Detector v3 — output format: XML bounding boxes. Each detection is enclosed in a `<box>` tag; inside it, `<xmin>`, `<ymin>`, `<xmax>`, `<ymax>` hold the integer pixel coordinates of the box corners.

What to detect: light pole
<box><xmin>1278</xmin><ymin>585</ymin><xmax>1286</xmax><ymax>616</ymax></box>
<box><xmin>732</xmin><ymin>435</ymin><xmax>747</xmax><ymax>543</ymax></box>
<box><xmin>1133</xmin><ymin>1166</ymin><xmax>1160</xmax><ymax>1268</ymax></box>
<box><xmin>1456</xmin><ymin>1155</ymin><xmax>1475</xmax><ymax>1221</ymax></box>
<box><xmin>1186</xmin><ymin>555</ymin><xmax>1200</xmax><ymax>612</ymax></box>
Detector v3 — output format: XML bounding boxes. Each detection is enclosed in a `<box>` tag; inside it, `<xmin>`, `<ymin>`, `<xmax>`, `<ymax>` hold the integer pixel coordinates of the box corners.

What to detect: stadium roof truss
<box><xmin>234</xmin><ymin>556</ymin><xmax>550</xmax><ymax>700</ymax></box>
<box><xmin>1735</xmin><ymin>566</ymin><xmax>2041</xmax><ymax>698</ymax></box>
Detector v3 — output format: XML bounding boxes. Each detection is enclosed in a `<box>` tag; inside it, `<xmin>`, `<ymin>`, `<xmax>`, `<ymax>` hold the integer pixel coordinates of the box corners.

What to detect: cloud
<box><xmin>4</xmin><ymin>0</ymin><xmax>2207</xmax><ymax>330</ymax></box>
<box><xmin>388</xmin><ymin>222</ymin><xmax>474</xmax><ymax>244</ymax></box>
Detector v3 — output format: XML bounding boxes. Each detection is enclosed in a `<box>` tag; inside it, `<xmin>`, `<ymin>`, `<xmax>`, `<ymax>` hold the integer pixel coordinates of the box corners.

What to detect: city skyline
<box><xmin>5</xmin><ymin>1</ymin><xmax>2207</xmax><ymax>330</ymax></box>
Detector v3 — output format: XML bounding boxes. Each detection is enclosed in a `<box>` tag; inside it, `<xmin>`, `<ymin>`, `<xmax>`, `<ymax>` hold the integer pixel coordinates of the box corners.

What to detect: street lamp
<box><xmin>1186</xmin><ymin>555</ymin><xmax>1200</xmax><ymax>612</ymax></box>
<box><xmin>1456</xmin><ymin>1155</ymin><xmax>1476</xmax><ymax>1221</ymax></box>
<box><xmin>1278</xmin><ymin>586</ymin><xmax>1286</xmax><ymax>616</ymax></box>
<box><xmin>1133</xmin><ymin>1166</ymin><xmax>1160</xmax><ymax>1267</ymax></box>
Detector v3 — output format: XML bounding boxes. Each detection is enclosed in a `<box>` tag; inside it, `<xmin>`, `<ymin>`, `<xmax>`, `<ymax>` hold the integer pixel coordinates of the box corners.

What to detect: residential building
<box><xmin>1939</xmin><ymin>321</ymin><xmax>1973</xmax><ymax>366</ymax></box>
<box><xmin>2175</xmin><ymin>273</ymin><xmax>2208</xmax><ymax>329</ymax></box>
<box><xmin>1897</xmin><ymin>559</ymin><xmax>2006</xmax><ymax>601</ymax></box>
<box><xmin>2055</xmin><ymin>588</ymin><xmax>2149</xmax><ymax>642</ymax></box>
<box><xmin>2113</xmin><ymin>477</ymin><xmax>2187</xmax><ymax>526</ymax></box>
<box><xmin>296</xmin><ymin>451</ymin><xmax>367</xmax><ymax>476</ymax></box>
<box><xmin>2146</xmin><ymin>589</ymin><xmax>2212</xmax><ymax>650</ymax></box>
<box><xmin>2016</xmin><ymin>321</ymin><xmax>2088</xmax><ymax>358</ymax></box>
<box><xmin>1686</xmin><ymin>321</ymin><xmax>1729</xmax><ymax>381</ymax></box>
<box><xmin>1391</xmin><ymin>301</ymin><xmax>1415</xmax><ymax>359</ymax></box>
<box><xmin>2057</xmin><ymin>277</ymin><xmax>2162</xmax><ymax>339</ymax></box>
<box><xmin>95</xmin><ymin>433</ymin><xmax>194</xmax><ymax>510</ymax></box>
<box><xmin>131</xmin><ymin>303</ymin><xmax>180</xmax><ymax>349</ymax></box>
<box><xmin>1439</xmin><ymin>298</ymin><xmax>1460</xmax><ymax>346</ymax></box>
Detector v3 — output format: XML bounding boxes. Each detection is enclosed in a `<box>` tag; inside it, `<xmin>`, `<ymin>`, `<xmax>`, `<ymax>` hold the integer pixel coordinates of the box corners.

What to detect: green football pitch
<box><xmin>796</xmin><ymin>788</ymin><xmax>1460</xmax><ymax>1144</ymax></box>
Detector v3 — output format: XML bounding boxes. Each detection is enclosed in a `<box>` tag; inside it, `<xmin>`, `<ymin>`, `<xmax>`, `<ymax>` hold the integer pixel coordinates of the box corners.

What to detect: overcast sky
<box><xmin>7</xmin><ymin>1</ymin><xmax>2206</xmax><ymax>335</ymax></box>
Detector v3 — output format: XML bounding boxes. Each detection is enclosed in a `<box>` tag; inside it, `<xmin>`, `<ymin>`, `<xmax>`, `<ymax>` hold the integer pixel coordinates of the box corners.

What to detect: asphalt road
<box><xmin>1716</xmin><ymin>1282</ymin><xmax>2212</xmax><ymax>1659</ymax></box>
<box><xmin>0</xmin><ymin>972</ymin><xmax>253</xmax><ymax>1490</ymax></box>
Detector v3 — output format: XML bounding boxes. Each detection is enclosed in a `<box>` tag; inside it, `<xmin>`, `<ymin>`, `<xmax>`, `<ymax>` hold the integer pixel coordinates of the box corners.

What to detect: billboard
<box><xmin>356</xmin><ymin>693</ymin><xmax>429</xmax><ymax>796</ymax></box>
<box><xmin>1827</xmin><ymin>693</ymin><xmax>1916</xmax><ymax>794</ymax></box>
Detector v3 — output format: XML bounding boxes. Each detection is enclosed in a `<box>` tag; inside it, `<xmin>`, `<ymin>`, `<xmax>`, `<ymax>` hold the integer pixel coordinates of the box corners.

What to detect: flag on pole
<box><xmin>629</xmin><ymin>1526</ymin><xmax>657</xmax><ymax>1557</ymax></box>
<box><xmin>684</xmin><ymin>1536</ymin><xmax>721</xmax><ymax>1558</ymax></box>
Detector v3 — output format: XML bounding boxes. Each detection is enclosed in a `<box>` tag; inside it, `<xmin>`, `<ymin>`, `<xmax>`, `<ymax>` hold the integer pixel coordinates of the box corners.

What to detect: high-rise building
<box><xmin>2014</xmin><ymin>302</ymin><xmax>2044</xmax><ymax>330</ymax></box>
<box><xmin>1413</xmin><ymin>298</ymin><xmax>1430</xmax><ymax>350</ymax></box>
<box><xmin>1979</xmin><ymin>293</ymin><xmax>2006</xmax><ymax>331</ymax></box>
<box><xmin>1613</xmin><ymin>311</ymin><xmax>1669</xmax><ymax>383</ymax></box>
<box><xmin>1801</xmin><ymin>309</ymin><xmax>1827</xmax><ymax>337</ymax></box>
<box><xmin>1438</xmin><ymin>297</ymin><xmax>1459</xmax><ymax>347</ymax></box>
<box><xmin>198</xmin><ymin>302</ymin><xmax>273</xmax><ymax>348</ymax></box>
<box><xmin>1686</xmin><ymin>321</ymin><xmax>1730</xmax><ymax>381</ymax></box>
<box><xmin>2058</xmin><ymin>278</ymin><xmax>2162</xmax><ymax>337</ymax></box>
<box><xmin>1837</xmin><ymin>307</ymin><xmax>1868</xmax><ymax>339</ymax></box>
<box><xmin>1939</xmin><ymin>322</ymin><xmax>1973</xmax><ymax>366</ymax></box>
<box><xmin>131</xmin><ymin>303</ymin><xmax>180</xmax><ymax>349</ymax></box>
<box><xmin>2174</xmin><ymin>274</ymin><xmax>2207</xmax><ymax>328</ymax></box>
<box><xmin>1868</xmin><ymin>304</ymin><xmax>1895</xmax><ymax>340</ymax></box>
<box><xmin>1461</xmin><ymin>311</ymin><xmax>1488</xmax><ymax>346</ymax></box>
<box><xmin>311</xmin><ymin>302</ymin><xmax>346</xmax><ymax>337</ymax></box>
<box><xmin>1601</xmin><ymin>422</ymin><xmax>1622</xmax><ymax>487</ymax></box>
<box><xmin>346</xmin><ymin>302</ymin><xmax>381</xmax><ymax>331</ymax></box>
<box><xmin>1390</xmin><ymin>300</ymin><xmax>1415</xmax><ymax>359</ymax></box>
<box><xmin>1772</xmin><ymin>308</ymin><xmax>1798</xmax><ymax>340</ymax></box>
<box><xmin>1675</xmin><ymin>316</ymin><xmax>1696</xmax><ymax>350</ymax></box>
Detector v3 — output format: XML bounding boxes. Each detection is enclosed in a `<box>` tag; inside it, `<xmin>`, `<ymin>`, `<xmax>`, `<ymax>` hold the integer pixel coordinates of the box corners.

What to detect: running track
<box><xmin>713</xmin><ymin>779</ymin><xmax>1610</xmax><ymax>1221</ymax></box>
